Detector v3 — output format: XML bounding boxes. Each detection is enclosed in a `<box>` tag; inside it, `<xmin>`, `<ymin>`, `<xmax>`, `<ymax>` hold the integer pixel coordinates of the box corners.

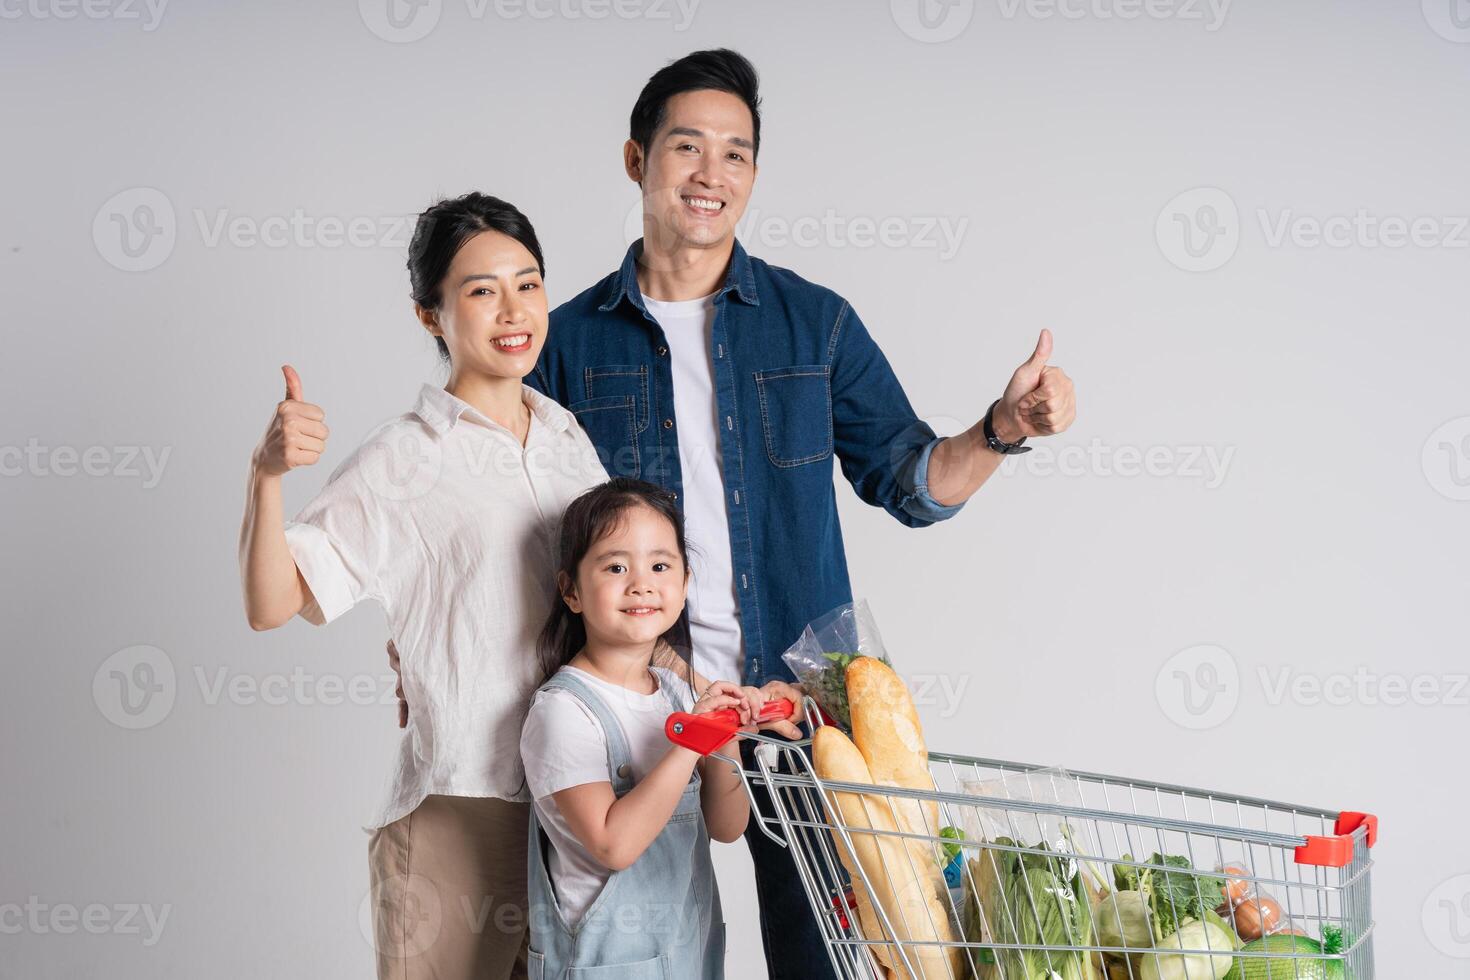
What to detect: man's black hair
<box><xmin>629</xmin><ymin>48</ymin><xmax>762</xmax><ymax>161</ymax></box>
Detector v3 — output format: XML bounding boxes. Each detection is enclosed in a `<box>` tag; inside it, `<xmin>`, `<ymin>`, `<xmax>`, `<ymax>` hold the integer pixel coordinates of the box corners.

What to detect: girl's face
<box><xmin>418</xmin><ymin>229</ymin><xmax>547</xmax><ymax>381</ymax></box>
<box><xmin>562</xmin><ymin>504</ymin><xmax>688</xmax><ymax>651</ymax></box>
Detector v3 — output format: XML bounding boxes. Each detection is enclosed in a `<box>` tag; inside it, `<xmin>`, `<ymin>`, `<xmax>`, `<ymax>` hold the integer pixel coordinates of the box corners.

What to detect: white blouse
<box><xmin>285</xmin><ymin>383</ymin><xmax>608</xmax><ymax>828</ymax></box>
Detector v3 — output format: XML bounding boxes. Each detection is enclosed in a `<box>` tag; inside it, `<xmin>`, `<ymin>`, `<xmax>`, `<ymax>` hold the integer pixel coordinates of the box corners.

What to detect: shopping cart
<box><xmin>668</xmin><ymin>697</ymin><xmax>1376</xmax><ymax>980</ymax></box>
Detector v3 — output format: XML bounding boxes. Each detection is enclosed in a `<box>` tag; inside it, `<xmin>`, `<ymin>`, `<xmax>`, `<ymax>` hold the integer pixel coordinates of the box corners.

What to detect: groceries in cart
<box><xmin>813</xmin><ymin>655</ymin><xmax>967</xmax><ymax>980</ymax></box>
<box><xmin>675</xmin><ymin>601</ymin><xmax>1376</xmax><ymax>979</ymax></box>
<box><xmin>781</xmin><ymin>599</ymin><xmax>892</xmax><ymax>729</ymax></box>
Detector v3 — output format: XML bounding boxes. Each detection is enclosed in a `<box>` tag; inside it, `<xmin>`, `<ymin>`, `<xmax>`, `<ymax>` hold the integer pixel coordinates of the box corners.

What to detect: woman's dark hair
<box><xmin>537</xmin><ymin>478</ymin><xmax>691</xmax><ymax>687</ymax></box>
<box><xmin>406</xmin><ymin>192</ymin><xmax>546</xmax><ymax>361</ymax></box>
<box><xmin>629</xmin><ymin>48</ymin><xmax>762</xmax><ymax>162</ymax></box>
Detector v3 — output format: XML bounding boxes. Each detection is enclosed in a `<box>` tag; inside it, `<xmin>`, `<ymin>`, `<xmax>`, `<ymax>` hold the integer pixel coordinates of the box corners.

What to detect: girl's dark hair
<box><xmin>406</xmin><ymin>192</ymin><xmax>546</xmax><ymax>361</ymax></box>
<box><xmin>629</xmin><ymin>48</ymin><xmax>762</xmax><ymax>161</ymax></box>
<box><xmin>537</xmin><ymin>478</ymin><xmax>691</xmax><ymax>687</ymax></box>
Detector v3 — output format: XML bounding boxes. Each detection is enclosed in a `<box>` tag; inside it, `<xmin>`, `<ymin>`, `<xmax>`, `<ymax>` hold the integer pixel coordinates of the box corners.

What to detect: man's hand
<box><xmin>253</xmin><ymin>365</ymin><xmax>329</xmax><ymax>477</ymax></box>
<box><xmin>387</xmin><ymin>640</ymin><xmax>407</xmax><ymax>729</ymax></box>
<box><xmin>755</xmin><ymin>679</ymin><xmax>806</xmax><ymax>740</ymax></box>
<box><xmin>992</xmin><ymin>329</ymin><xmax>1076</xmax><ymax>442</ymax></box>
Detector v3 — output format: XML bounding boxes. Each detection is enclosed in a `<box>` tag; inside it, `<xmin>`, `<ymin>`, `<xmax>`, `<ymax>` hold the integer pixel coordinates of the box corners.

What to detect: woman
<box><xmin>238</xmin><ymin>193</ymin><xmax>606</xmax><ymax>980</ymax></box>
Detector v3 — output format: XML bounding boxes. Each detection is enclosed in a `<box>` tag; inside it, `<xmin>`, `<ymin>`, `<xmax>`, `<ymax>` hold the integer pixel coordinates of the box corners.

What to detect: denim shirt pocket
<box><xmin>569</xmin><ymin>395</ymin><xmax>641</xmax><ymax>477</ymax></box>
<box><xmin>754</xmin><ymin>364</ymin><xmax>833</xmax><ymax>467</ymax></box>
<box><xmin>584</xmin><ymin>365</ymin><xmax>650</xmax><ymax>433</ymax></box>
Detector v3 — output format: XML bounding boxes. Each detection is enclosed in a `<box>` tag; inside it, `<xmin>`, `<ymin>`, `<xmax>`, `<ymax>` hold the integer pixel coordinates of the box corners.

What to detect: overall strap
<box><xmin>541</xmin><ymin>669</ymin><xmax>636</xmax><ymax>794</ymax></box>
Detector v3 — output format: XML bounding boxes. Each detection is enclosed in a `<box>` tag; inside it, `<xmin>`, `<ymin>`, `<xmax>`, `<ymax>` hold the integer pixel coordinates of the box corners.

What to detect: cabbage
<box><xmin>1096</xmin><ymin>890</ymin><xmax>1153</xmax><ymax>952</ymax></box>
<box><xmin>1137</xmin><ymin>919</ymin><xmax>1236</xmax><ymax>980</ymax></box>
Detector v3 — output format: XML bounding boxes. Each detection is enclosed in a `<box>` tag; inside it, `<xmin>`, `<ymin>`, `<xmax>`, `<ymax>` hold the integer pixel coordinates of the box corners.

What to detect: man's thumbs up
<box><xmin>252</xmin><ymin>364</ymin><xmax>329</xmax><ymax>478</ymax></box>
<box><xmin>283</xmin><ymin>364</ymin><xmax>304</xmax><ymax>403</ymax></box>
<box><xmin>991</xmin><ymin>329</ymin><xmax>1075</xmax><ymax>442</ymax></box>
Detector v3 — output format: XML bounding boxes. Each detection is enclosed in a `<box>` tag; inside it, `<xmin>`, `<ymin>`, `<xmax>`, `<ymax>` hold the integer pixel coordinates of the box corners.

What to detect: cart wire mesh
<box><xmin>723</xmin><ymin>699</ymin><xmax>1374</xmax><ymax>980</ymax></box>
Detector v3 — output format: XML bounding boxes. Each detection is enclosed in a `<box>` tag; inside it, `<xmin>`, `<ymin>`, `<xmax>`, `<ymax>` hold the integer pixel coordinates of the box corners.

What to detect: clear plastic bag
<box><xmin>1212</xmin><ymin>863</ymin><xmax>1303</xmax><ymax>943</ymax></box>
<box><xmin>779</xmin><ymin>599</ymin><xmax>891</xmax><ymax>730</ymax></box>
<box><xmin>951</xmin><ymin>768</ymin><xmax>1107</xmax><ymax>980</ymax></box>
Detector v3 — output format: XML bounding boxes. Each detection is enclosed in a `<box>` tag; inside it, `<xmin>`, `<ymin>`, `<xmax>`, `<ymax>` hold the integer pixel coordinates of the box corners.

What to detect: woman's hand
<box><xmin>756</xmin><ymin>679</ymin><xmax>806</xmax><ymax>740</ymax></box>
<box><xmin>692</xmin><ymin>680</ymin><xmax>749</xmax><ymax>723</ymax></box>
<box><xmin>253</xmin><ymin>365</ymin><xmax>328</xmax><ymax>477</ymax></box>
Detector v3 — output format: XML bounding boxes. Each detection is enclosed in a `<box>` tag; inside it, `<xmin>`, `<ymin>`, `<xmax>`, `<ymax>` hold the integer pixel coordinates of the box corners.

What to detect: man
<box><xmin>526</xmin><ymin>49</ymin><xmax>1077</xmax><ymax>980</ymax></box>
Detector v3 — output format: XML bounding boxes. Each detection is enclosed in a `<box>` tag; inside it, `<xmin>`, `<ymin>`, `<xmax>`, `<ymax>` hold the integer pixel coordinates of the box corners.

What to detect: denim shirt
<box><xmin>530</xmin><ymin>239</ymin><xmax>964</xmax><ymax>686</ymax></box>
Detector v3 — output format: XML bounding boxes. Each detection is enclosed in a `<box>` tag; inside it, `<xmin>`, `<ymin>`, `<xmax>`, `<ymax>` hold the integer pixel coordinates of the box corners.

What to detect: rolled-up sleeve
<box><xmin>283</xmin><ymin>462</ymin><xmax>385</xmax><ymax>625</ymax></box>
<box><xmin>898</xmin><ymin>435</ymin><xmax>967</xmax><ymax>524</ymax></box>
<box><xmin>830</xmin><ymin>302</ymin><xmax>967</xmax><ymax>527</ymax></box>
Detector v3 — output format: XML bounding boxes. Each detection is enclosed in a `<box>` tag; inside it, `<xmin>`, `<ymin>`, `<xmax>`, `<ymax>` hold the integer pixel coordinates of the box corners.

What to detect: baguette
<box><xmin>847</xmin><ymin>657</ymin><xmax>943</xmax><ymax>859</ymax></box>
<box><xmin>813</xmin><ymin>726</ymin><xmax>964</xmax><ymax>979</ymax></box>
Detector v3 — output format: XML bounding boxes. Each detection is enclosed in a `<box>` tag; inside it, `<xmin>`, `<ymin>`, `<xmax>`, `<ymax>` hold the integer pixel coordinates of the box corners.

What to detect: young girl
<box><xmin>238</xmin><ymin>192</ymin><xmax>609</xmax><ymax>980</ymax></box>
<box><xmin>520</xmin><ymin>478</ymin><xmax>777</xmax><ymax>978</ymax></box>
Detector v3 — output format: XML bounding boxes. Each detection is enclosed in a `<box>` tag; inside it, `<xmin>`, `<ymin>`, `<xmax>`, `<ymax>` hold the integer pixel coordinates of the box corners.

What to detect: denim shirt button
<box><xmin>656</xmin><ymin>345</ymin><xmax>668</xmax><ymax>356</ymax></box>
<box><xmin>663</xmin><ymin>418</ymin><xmax>673</xmax><ymax>430</ymax></box>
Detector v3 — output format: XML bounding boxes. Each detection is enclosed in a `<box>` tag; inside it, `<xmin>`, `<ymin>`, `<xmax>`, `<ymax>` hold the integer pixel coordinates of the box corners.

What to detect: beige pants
<box><xmin>368</xmin><ymin>795</ymin><xmax>531</xmax><ymax>980</ymax></box>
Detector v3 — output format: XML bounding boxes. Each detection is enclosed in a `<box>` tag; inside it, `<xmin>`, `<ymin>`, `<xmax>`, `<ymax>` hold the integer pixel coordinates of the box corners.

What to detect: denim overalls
<box><xmin>526</xmin><ymin>668</ymin><xmax>725</xmax><ymax>979</ymax></box>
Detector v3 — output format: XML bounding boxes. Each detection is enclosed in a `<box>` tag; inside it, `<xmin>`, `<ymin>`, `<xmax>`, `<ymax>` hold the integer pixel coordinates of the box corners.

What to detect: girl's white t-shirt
<box><xmin>520</xmin><ymin>665</ymin><xmax>697</xmax><ymax>923</ymax></box>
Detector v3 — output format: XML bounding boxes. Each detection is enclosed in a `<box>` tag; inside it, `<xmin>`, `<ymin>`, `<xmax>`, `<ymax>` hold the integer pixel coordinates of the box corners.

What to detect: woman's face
<box><xmin>563</xmin><ymin>504</ymin><xmax>689</xmax><ymax>652</ymax></box>
<box><xmin>420</xmin><ymin>229</ymin><xmax>547</xmax><ymax>381</ymax></box>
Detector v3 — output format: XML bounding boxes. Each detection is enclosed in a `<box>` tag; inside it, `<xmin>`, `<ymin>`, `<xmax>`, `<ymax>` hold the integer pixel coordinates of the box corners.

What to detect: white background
<box><xmin>3</xmin><ymin>0</ymin><xmax>1467</xmax><ymax>975</ymax></box>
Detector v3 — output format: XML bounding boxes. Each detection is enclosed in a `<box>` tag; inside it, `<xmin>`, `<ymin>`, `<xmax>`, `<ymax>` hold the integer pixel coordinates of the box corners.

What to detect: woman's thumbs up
<box><xmin>253</xmin><ymin>364</ymin><xmax>330</xmax><ymax>477</ymax></box>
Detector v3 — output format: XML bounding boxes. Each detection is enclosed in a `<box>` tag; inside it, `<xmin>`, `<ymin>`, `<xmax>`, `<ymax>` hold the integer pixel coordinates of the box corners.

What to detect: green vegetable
<box><xmin>1222</xmin><ymin>929</ymin><xmax>1346</xmax><ymax>980</ymax></box>
<box><xmin>1138</xmin><ymin>919</ymin><xmax>1236</xmax><ymax>980</ymax></box>
<box><xmin>940</xmin><ymin>826</ymin><xmax>965</xmax><ymax>864</ymax></box>
<box><xmin>962</xmin><ymin>838</ymin><xmax>1098</xmax><ymax>980</ymax></box>
<box><xmin>805</xmin><ymin>650</ymin><xmax>890</xmax><ymax>728</ymax></box>
<box><xmin>1114</xmin><ymin>854</ymin><xmax>1227</xmax><ymax>941</ymax></box>
<box><xmin>1096</xmin><ymin>889</ymin><xmax>1153</xmax><ymax>952</ymax></box>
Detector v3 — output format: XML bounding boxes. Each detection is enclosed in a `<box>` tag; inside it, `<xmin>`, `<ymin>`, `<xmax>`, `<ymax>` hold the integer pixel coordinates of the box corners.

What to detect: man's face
<box><xmin>628</xmin><ymin>88</ymin><xmax>757</xmax><ymax>255</ymax></box>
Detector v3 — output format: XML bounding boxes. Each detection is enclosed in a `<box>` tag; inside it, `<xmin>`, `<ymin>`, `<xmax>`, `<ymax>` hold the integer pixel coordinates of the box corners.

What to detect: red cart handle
<box><xmin>665</xmin><ymin>698</ymin><xmax>795</xmax><ymax>756</ymax></box>
<box><xmin>1295</xmin><ymin>811</ymin><xmax>1379</xmax><ymax>868</ymax></box>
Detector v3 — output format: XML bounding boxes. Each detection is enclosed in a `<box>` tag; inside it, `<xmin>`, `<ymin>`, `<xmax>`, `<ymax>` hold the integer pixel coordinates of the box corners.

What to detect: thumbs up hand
<box><xmin>992</xmin><ymin>329</ymin><xmax>1076</xmax><ymax>441</ymax></box>
<box><xmin>253</xmin><ymin>364</ymin><xmax>329</xmax><ymax>477</ymax></box>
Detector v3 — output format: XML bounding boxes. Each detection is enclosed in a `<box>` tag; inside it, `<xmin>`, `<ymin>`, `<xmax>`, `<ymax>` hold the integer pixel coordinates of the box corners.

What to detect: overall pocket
<box><xmin>755</xmin><ymin>365</ymin><xmax>833</xmax><ymax>467</ymax></box>
<box><xmin>565</xmin><ymin>954</ymin><xmax>667</xmax><ymax>979</ymax></box>
<box><xmin>569</xmin><ymin>395</ymin><xmax>640</xmax><ymax>477</ymax></box>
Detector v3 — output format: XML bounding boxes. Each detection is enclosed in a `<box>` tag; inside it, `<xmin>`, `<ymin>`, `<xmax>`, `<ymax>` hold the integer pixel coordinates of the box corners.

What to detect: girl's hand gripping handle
<box><xmin>665</xmin><ymin>699</ymin><xmax>795</xmax><ymax>757</ymax></box>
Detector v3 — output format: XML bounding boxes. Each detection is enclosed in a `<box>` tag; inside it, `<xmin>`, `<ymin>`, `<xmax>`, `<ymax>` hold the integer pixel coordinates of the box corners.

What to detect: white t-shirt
<box><xmin>642</xmin><ymin>292</ymin><xmax>745</xmax><ymax>685</ymax></box>
<box><xmin>284</xmin><ymin>384</ymin><xmax>608</xmax><ymax>829</ymax></box>
<box><xmin>519</xmin><ymin>666</ymin><xmax>697</xmax><ymax>923</ymax></box>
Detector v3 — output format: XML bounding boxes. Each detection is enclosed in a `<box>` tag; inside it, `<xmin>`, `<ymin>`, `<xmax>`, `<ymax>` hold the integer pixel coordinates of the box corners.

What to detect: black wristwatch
<box><xmin>983</xmin><ymin>400</ymin><xmax>1031</xmax><ymax>455</ymax></box>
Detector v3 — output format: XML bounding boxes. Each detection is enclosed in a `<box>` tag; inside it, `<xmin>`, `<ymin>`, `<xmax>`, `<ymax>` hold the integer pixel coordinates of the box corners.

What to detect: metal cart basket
<box><xmin>679</xmin><ymin>698</ymin><xmax>1377</xmax><ymax>980</ymax></box>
